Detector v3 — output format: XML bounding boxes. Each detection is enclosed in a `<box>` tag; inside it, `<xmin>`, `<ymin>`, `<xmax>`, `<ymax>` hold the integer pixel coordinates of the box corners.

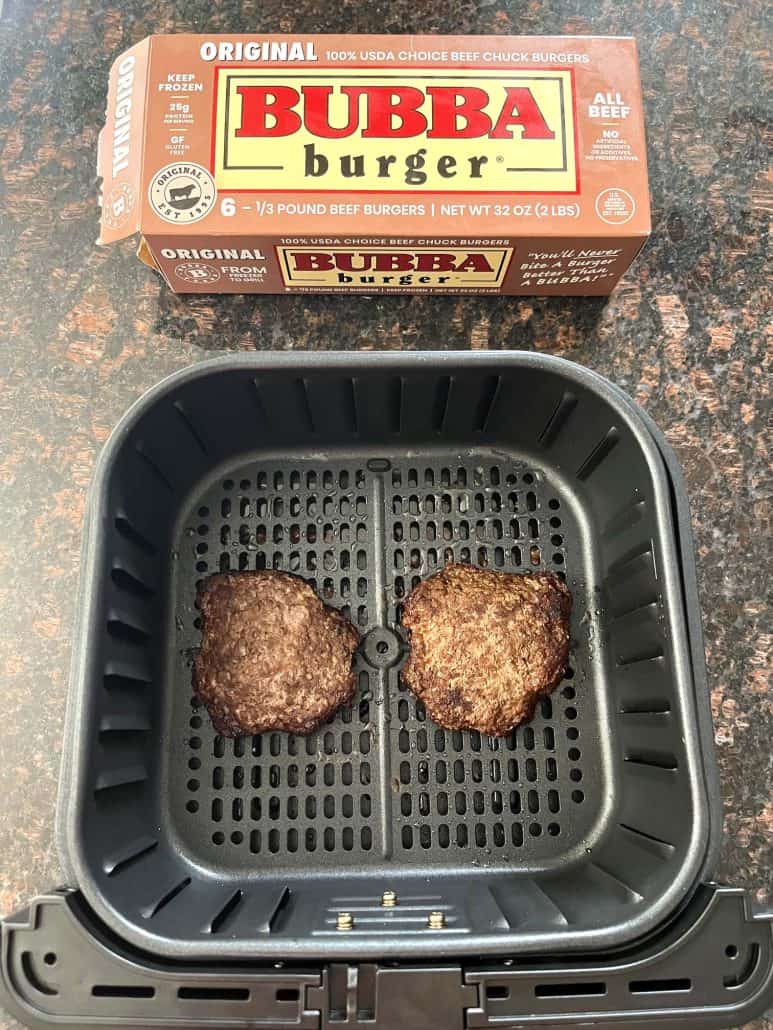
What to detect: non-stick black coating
<box><xmin>57</xmin><ymin>353</ymin><xmax>715</xmax><ymax>959</ymax></box>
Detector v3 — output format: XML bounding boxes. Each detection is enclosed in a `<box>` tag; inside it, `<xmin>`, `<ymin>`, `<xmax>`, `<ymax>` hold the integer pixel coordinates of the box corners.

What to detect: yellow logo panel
<box><xmin>213</xmin><ymin>69</ymin><xmax>576</xmax><ymax>193</ymax></box>
<box><xmin>276</xmin><ymin>246</ymin><xmax>513</xmax><ymax>289</ymax></box>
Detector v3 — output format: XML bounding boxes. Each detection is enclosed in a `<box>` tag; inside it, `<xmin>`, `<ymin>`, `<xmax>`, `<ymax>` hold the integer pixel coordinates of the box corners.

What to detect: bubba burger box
<box><xmin>98</xmin><ymin>34</ymin><xmax>651</xmax><ymax>294</ymax></box>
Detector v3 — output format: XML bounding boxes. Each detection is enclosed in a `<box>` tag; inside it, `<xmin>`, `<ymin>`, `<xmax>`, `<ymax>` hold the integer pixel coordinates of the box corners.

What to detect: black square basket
<box><xmin>53</xmin><ymin>352</ymin><xmax>723</xmax><ymax>961</ymax></box>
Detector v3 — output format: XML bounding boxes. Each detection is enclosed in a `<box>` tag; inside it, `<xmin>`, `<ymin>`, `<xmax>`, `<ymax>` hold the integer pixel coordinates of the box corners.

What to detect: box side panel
<box><xmin>97</xmin><ymin>38</ymin><xmax>150</xmax><ymax>244</ymax></box>
<box><xmin>143</xmin><ymin>234</ymin><xmax>647</xmax><ymax>295</ymax></box>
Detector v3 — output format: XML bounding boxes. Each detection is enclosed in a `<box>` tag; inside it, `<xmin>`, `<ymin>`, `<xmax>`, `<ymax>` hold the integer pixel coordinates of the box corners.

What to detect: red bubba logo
<box><xmin>235</xmin><ymin>85</ymin><xmax>555</xmax><ymax>140</ymax></box>
<box><xmin>276</xmin><ymin>246</ymin><xmax>513</xmax><ymax>289</ymax></box>
<box><xmin>216</xmin><ymin>71</ymin><xmax>575</xmax><ymax>192</ymax></box>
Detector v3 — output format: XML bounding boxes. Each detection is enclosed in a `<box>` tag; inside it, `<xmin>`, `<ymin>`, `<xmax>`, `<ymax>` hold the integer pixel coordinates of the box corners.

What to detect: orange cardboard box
<box><xmin>98</xmin><ymin>34</ymin><xmax>650</xmax><ymax>294</ymax></box>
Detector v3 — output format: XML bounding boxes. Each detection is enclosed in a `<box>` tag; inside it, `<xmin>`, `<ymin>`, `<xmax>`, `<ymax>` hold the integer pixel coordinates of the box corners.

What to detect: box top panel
<box><xmin>98</xmin><ymin>34</ymin><xmax>650</xmax><ymax>242</ymax></box>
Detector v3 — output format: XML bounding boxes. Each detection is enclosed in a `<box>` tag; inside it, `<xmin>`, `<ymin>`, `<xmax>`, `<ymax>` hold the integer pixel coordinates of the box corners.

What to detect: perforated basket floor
<box><xmin>169</xmin><ymin>457</ymin><xmax>595</xmax><ymax>874</ymax></box>
<box><xmin>59</xmin><ymin>353</ymin><xmax>714</xmax><ymax>959</ymax></box>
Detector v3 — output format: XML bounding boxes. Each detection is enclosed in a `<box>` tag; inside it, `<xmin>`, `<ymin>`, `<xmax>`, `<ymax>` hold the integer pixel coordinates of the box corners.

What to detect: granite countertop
<box><xmin>0</xmin><ymin>2</ymin><xmax>770</xmax><ymax>1028</ymax></box>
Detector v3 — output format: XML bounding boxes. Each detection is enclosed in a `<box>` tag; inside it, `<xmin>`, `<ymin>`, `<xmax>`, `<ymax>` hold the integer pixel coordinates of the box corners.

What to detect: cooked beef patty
<box><xmin>401</xmin><ymin>564</ymin><xmax>572</xmax><ymax>736</ymax></box>
<box><xmin>193</xmin><ymin>571</ymin><xmax>360</xmax><ymax>737</ymax></box>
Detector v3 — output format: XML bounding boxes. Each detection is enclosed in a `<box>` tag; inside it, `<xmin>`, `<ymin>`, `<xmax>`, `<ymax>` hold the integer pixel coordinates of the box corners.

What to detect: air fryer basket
<box><xmin>58</xmin><ymin>352</ymin><xmax>715</xmax><ymax>959</ymax></box>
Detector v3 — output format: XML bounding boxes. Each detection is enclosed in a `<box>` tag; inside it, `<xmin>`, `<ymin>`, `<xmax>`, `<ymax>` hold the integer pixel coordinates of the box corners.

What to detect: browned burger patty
<box><xmin>401</xmin><ymin>564</ymin><xmax>572</xmax><ymax>736</ymax></box>
<box><xmin>193</xmin><ymin>571</ymin><xmax>360</xmax><ymax>737</ymax></box>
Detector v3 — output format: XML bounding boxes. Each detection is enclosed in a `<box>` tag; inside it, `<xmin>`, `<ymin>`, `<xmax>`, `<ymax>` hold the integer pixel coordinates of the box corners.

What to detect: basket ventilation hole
<box><xmin>93</xmin><ymin>985</ymin><xmax>156</xmax><ymax>999</ymax></box>
<box><xmin>535</xmin><ymin>982</ymin><xmax>605</xmax><ymax>998</ymax></box>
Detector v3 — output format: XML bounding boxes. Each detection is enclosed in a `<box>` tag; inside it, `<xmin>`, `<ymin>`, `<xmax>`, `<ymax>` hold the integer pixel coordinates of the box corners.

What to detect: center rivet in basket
<box><xmin>362</xmin><ymin>627</ymin><xmax>403</xmax><ymax>669</ymax></box>
<box><xmin>381</xmin><ymin>889</ymin><xmax>398</xmax><ymax>908</ymax></box>
<box><xmin>427</xmin><ymin>911</ymin><xmax>446</xmax><ymax>929</ymax></box>
<box><xmin>336</xmin><ymin>912</ymin><xmax>354</xmax><ymax>931</ymax></box>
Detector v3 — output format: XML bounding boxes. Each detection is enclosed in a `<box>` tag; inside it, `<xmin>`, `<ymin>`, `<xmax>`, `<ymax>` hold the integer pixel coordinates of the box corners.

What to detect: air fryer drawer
<box><xmin>57</xmin><ymin>353</ymin><xmax>715</xmax><ymax>959</ymax></box>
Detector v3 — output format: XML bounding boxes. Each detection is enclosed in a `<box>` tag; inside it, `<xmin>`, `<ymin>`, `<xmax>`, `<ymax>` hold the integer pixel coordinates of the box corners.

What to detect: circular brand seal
<box><xmin>174</xmin><ymin>262</ymin><xmax>221</xmax><ymax>285</ymax></box>
<box><xmin>102</xmin><ymin>182</ymin><xmax>135</xmax><ymax>229</ymax></box>
<box><xmin>595</xmin><ymin>187</ymin><xmax>636</xmax><ymax>225</ymax></box>
<box><xmin>149</xmin><ymin>163</ymin><xmax>216</xmax><ymax>224</ymax></box>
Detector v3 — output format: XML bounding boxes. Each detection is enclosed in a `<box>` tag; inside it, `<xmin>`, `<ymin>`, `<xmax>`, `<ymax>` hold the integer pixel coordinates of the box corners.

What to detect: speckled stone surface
<box><xmin>0</xmin><ymin>1</ymin><xmax>770</xmax><ymax>1027</ymax></box>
